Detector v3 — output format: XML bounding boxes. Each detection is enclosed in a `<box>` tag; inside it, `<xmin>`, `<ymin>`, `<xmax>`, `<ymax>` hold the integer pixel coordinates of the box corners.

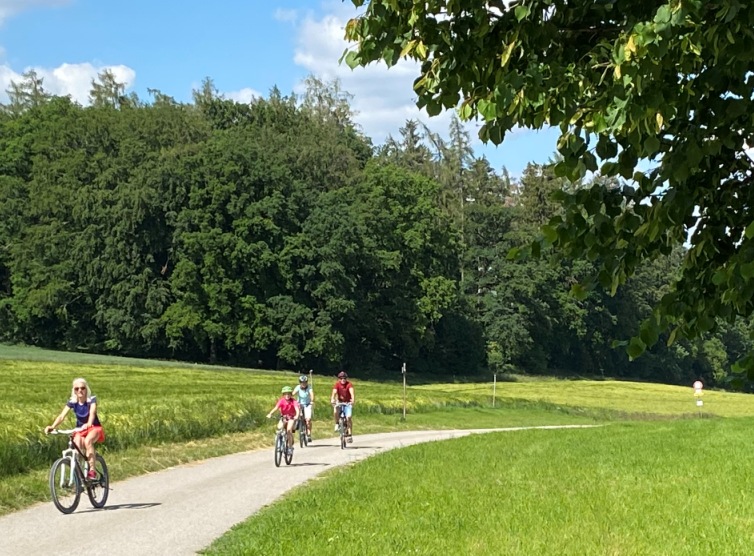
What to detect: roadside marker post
<box><xmin>401</xmin><ymin>363</ymin><xmax>407</xmax><ymax>420</ymax></box>
<box><xmin>492</xmin><ymin>371</ymin><xmax>497</xmax><ymax>408</ymax></box>
<box><xmin>693</xmin><ymin>380</ymin><xmax>703</xmax><ymax>417</ymax></box>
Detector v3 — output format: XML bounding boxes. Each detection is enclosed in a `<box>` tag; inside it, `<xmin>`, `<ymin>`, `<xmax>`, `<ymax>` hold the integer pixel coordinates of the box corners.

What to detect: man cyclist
<box><xmin>266</xmin><ymin>386</ymin><xmax>300</xmax><ymax>456</ymax></box>
<box><xmin>330</xmin><ymin>371</ymin><xmax>354</xmax><ymax>442</ymax></box>
<box><xmin>293</xmin><ymin>373</ymin><xmax>314</xmax><ymax>442</ymax></box>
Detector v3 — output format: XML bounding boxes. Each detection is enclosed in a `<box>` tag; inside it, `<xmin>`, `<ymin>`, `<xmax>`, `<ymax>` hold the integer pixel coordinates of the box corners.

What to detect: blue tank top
<box><xmin>66</xmin><ymin>397</ymin><xmax>101</xmax><ymax>427</ymax></box>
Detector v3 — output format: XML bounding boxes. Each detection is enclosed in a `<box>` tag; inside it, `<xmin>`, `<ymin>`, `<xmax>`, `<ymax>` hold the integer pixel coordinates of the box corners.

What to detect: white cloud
<box><xmin>0</xmin><ymin>0</ymin><xmax>70</xmax><ymax>25</ymax></box>
<box><xmin>292</xmin><ymin>10</ymin><xmax>455</xmax><ymax>144</ymax></box>
<box><xmin>226</xmin><ymin>87</ymin><xmax>262</xmax><ymax>104</ymax></box>
<box><xmin>289</xmin><ymin>3</ymin><xmax>532</xmax><ymax>163</ymax></box>
<box><xmin>0</xmin><ymin>62</ymin><xmax>136</xmax><ymax>105</ymax></box>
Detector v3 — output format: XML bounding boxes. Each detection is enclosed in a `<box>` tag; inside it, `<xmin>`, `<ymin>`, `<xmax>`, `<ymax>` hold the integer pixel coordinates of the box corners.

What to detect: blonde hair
<box><xmin>69</xmin><ymin>377</ymin><xmax>95</xmax><ymax>403</ymax></box>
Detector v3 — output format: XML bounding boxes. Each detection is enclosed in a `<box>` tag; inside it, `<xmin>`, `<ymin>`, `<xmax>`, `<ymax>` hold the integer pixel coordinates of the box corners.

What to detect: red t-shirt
<box><xmin>333</xmin><ymin>381</ymin><xmax>353</xmax><ymax>402</ymax></box>
<box><xmin>275</xmin><ymin>397</ymin><xmax>299</xmax><ymax>418</ymax></box>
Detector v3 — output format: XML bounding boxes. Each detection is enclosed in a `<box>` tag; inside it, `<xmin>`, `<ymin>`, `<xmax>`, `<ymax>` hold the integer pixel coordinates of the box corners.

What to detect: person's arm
<box><xmin>349</xmin><ymin>386</ymin><xmax>355</xmax><ymax>405</ymax></box>
<box><xmin>45</xmin><ymin>406</ymin><xmax>71</xmax><ymax>433</ymax></box>
<box><xmin>330</xmin><ymin>386</ymin><xmax>337</xmax><ymax>404</ymax></box>
<box><xmin>310</xmin><ymin>388</ymin><xmax>315</xmax><ymax>405</ymax></box>
<box><xmin>83</xmin><ymin>402</ymin><xmax>97</xmax><ymax>429</ymax></box>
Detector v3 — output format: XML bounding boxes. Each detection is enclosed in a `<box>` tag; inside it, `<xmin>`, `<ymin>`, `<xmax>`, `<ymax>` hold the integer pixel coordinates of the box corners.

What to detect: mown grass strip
<box><xmin>203</xmin><ymin>418</ymin><xmax>754</xmax><ymax>556</ymax></box>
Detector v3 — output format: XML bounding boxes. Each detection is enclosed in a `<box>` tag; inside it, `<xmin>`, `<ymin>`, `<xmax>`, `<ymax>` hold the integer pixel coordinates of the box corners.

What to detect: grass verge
<box><xmin>203</xmin><ymin>417</ymin><xmax>754</xmax><ymax>555</ymax></box>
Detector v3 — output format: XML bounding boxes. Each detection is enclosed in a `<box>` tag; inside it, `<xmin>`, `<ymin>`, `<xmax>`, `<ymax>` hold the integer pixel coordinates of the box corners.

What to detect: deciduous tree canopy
<box><xmin>344</xmin><ymin>0</ymin><xmax>754</xmax><ymax>371</ymax></box>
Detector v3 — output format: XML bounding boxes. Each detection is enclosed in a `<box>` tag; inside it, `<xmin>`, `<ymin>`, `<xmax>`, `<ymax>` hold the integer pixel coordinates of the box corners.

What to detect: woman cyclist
<box><xmin>45</xmin><ymin>377</ymin><xmax>105</xmax><ymax>480</ymax></box>
<box><xmin>293</xmin><ymin>374</ymin><xmax>314</xmax><ymax>442</ymax></box>
<box><xmin>266</xmin><ymin>386</ymin><xmax>300</xmax><ymax>455</ymax></box>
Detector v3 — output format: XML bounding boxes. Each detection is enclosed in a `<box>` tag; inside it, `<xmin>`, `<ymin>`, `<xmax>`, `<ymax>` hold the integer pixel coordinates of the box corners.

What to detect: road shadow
<box><xmin>104</xmin><ymin>502</ymin><xmax>162</xmax><ymax>511</ymax></box>
<box><xmin>342</xmin><ymin>446</ymin><xmax>379</xmax><ymax>450</ymax></box>
<box><xmin>286</xmin><ymin>462</ymin><xmax>330</xmax><ymax>468</ymax></box>
<box><xmin>77</xmin><ymin>502</ymin><xmax>162</xmax><ymax>514</ymax></box>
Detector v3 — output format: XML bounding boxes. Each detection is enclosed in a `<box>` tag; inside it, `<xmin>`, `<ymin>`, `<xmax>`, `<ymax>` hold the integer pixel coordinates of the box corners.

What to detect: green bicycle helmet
<box><xmin>281</xmin><ymin>386</ymin><xmax>293</xmax><ymax>394</ymax></box>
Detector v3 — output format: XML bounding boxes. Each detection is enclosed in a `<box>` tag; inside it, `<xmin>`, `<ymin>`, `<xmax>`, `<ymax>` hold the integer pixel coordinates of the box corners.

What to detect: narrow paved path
<box><xmin>1</xmin><ymin>425</ymin><xmax>597</xmax><ymax>555</ymax></box>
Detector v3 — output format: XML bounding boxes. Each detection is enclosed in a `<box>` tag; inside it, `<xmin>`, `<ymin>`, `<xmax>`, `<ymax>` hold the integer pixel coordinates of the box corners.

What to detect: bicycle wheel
<box><xmin>284</xmin><ymin>441</ymin><xmax>294</xmax><ymax>465</ymax></box>
<box><xmin>49</xmin><ymin>457</ymin><xmax>81</xmax><ymax>514</ymax></box>
<box><xmin>274</xmin><ymin>433</ymin><xmax>283</xmax><ymax>467</ymax></box>
<box><xmin>86</xmin><ymin>454</ymin><xmax>109</xmax><ymax>509</ymax></box>
<box><xmin>340</xmin><ymin>417</ymin><xmax>347</xmax><ymax>449</ymax></box>
<box><xmin>299</xmin><ymin>419</ymin><xmax>307</xmax><ymax>448</ymax></box>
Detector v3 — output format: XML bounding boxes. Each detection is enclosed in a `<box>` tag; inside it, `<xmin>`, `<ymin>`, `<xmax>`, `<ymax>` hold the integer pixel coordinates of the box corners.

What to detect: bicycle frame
<box><xmin>56</xmin><ymin>432</ymin><xmax>88</xmax><ymax>487</ymax></box>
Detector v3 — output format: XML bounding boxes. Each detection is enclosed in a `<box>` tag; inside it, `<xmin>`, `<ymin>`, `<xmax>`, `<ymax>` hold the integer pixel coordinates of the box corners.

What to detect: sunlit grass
<box><xmin>419</xmin><ymin>378</ymin><xmax>749</xmax><ymax>418</ymax></box>
<box><xmin>203</xmin><ymin>417</ymin><xmax>754</xmax><ymax>555</ymax></box>
<box><xmin>2</xmin><ymin>343</ymin><xmax>754</xmax><ymax>520</ymax></box>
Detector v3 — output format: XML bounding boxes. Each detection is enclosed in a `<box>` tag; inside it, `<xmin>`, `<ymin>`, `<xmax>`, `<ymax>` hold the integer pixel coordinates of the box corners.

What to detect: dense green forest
<box><xmin>0</xmin><ymin>70</ymin><xmax>750</xmax><ymax>385</ymax></box>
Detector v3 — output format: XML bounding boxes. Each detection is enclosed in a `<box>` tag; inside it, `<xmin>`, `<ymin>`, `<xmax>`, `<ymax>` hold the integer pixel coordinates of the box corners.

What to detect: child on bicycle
<box><xmin>330</xmin><ymin>371</ymin><xmax>354</xmax><ymax>442</ymax></box>
<box><xmin>266</xmin><ymin>386</ymin><xmax>300</xmax><ymax>455</ymax></box>
<box><xmin>44</xmin><ymin>377</ymin><xmax>105</xmax><ymax>480</ymax></box>
<box><xmin>293</xmin><ymin>374</ymin><xmax>314</xmax><ymax>442</ymax></box>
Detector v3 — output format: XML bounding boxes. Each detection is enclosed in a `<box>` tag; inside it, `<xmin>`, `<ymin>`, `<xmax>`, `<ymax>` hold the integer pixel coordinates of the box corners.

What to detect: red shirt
<box><xmin>275</xmin><ymin>397</ymin><xmax>298</xmax><ymax>418</ymax></box>
<box><xmin>333</xmin><ymin>380</ymin><xmax>353</xmax><ymax>402</ymax></box>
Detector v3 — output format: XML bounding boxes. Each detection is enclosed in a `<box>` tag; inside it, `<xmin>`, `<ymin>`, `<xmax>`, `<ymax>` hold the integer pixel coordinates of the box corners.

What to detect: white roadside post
<box><xmin>693</xmin><ymin>380</ymin><xmax>704</xmax><ymax>417</ymax></box>
<box><xmin>401</xmin><ymin>362</ymin><xmax>407</xmax><ymax>420</ymax></box>
<box><xmin>492</xmin><ymin>371</ymin><xmax>497</xmax><ymax>408</ymax></box>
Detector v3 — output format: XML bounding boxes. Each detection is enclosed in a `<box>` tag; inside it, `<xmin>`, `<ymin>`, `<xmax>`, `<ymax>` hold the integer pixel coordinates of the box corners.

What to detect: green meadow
<box><xmin>3</xmin><ymin>343</ymin><xmax>754</xmax><ymax>555</ymax></box>
<box><xmin>204</xmin><ymin>418</ymin><xmax>754</xmax><ymax>555</ymax></box>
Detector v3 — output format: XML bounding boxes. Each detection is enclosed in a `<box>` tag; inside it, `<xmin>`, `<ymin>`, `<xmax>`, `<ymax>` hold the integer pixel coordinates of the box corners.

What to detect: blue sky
<box><xmin>0</xmin><ymin>0</ymin><xmax>560</xmax><ymax>177</ymax></box>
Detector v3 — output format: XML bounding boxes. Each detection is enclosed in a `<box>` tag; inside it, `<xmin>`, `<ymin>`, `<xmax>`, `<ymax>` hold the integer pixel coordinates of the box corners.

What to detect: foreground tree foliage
<box><xmin>344</xmin><ymin>0</ymin><xmax>754</xmax><ymax>373</ymax></box>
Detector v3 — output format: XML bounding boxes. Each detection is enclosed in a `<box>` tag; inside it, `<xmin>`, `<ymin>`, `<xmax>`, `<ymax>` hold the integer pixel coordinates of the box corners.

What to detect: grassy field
<box><xmin>203</xmin><ymin>417</ymin><xmax>754</xmax><ymax>555</ymax></box>
<box><xmin>0</xmin><ymin>344</ymin><xmax>601</xmax><ymax>514</ymax></box>
<box><xmin>3</xmin><ymin>339</ymin><xmax>754</xmax><ymax>555</ymax></box>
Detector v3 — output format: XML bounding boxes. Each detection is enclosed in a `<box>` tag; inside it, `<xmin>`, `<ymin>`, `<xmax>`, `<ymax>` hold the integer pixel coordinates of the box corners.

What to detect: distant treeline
<box><xmin>0</xmin><ymin>70</ymin><xmax>750</xmax><ymax>385</ymax></box>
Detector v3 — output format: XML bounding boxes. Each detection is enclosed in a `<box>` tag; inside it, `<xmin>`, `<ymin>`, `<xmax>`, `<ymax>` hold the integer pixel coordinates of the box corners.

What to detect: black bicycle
<box><xmin>333</xmin><ymin>402</ymin><xmax>352</xmax><ymax>449</ymax></box>
<box><xmin>47</xmin><ymin>428</ymin><xmax>109</xmax><ymax>514</ymax></box>
<box><xmin>273</xmin><ymin>420</ymin><xmax>294</xmax><ymax>467</ymax></box>
<box><xmin>297</xmin><ymin>409</ymin><xmax>309</xmax><ymax>448</ymax></box>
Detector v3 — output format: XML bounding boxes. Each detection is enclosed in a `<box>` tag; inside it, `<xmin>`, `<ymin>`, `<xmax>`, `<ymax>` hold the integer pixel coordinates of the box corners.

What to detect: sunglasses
<box><xmin>74</xmin><ymin>386</ymin><xmax>87</xmax><ymax>391</ymax></box>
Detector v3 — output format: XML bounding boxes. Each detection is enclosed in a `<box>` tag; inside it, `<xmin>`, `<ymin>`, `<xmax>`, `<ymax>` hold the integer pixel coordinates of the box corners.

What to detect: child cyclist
<box><xmin>266</xmin><ymin>386</ymin><xmax>300</xmax><ymax>455</ymax></box>
<box><xmin>44</xmin><ymin>377</ymin><xmax>105</xmax><ymax>480</ymax></box>
<box><xmin>293</xmin><ymin>374</ymin><xmax>314</xmax><ymax>442</ymax></box>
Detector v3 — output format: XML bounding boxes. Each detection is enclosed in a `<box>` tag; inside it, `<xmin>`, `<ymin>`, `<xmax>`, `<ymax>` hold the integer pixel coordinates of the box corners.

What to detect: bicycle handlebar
<box><xmin>47</xmin><ymin>428</ymin><xmax>84</xmax><ymax>435</ymax></box>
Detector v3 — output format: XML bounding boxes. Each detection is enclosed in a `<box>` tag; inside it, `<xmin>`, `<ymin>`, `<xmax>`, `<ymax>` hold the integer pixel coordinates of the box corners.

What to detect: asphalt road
<box><xmin>0</xmin><ymin>425</ymin><xmax>596</xmax><ymax>555</ymax></box>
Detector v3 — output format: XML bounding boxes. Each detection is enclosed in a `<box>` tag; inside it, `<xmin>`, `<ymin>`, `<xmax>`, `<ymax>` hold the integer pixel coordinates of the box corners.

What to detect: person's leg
<box><xmin>286</xmin><ymin>419</ymin><xmax>296</xmax><ymax>448</ymax></box>
<box><xmin>83</xmin><ymin>429</ymin><xmax>100</xmax><ymax>476</ymax></box>
<box><xmin>344</xmin><ymin>405</ymin><xmax>353</xmax><ymax>437</ymax></box>
<box><xmin>304</xmin><ymin>405</ymin><xmax>313</xmax><ymax>436</ymax></box>
<box><xmin>334</xmin><ymin>405</ymin><xmax>339</xmax><ymax>431</ymax></box>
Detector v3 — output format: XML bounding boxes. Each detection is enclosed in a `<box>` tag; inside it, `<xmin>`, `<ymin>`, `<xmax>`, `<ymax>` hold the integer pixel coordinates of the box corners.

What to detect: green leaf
<box><xmin>643</xmin><ymin>135</ymin><xmax>660</xmax><ymax>156</ymax></box>
<box><xmin>570</xmin><ymin>282</ymin><xmax>588</xmax><ymax>300</ymax></box>
<box><xmin>478</xmin><ymin>99</ymin><xmax>497</xmax><ymax>120</ymax></box>
<box><xmin>514</xmin><ymin>5</ymin><xmax>530</xmax><ymax>21</ymax></box>
<box><xmin>627</xmin><ymin>337</ymin><xmax>646</xmax><ymax>360</ymax></box>
<box><xmin>741</xmin><ymin>261</ymin><xmax>754</xmax><ymax>280</ymax></box>
<box><xmin>426</xmin><ymin>100</ymin><xmax>443</xmax><ymax>116</ymax></box>
<box><xmin>343</xmin><ymin>50</ymin><xmax>361</xmax><ymax>69</ymax></box>
<box><xmin>541</xmin><ymin>224</ymin><xmax>558</xmax><ymax>243</ymax></box>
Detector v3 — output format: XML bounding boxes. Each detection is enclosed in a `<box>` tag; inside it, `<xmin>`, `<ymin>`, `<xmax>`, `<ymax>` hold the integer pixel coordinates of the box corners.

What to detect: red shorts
<box><xmin>74</xmin><ymin>426</ymin><xmax>105</xmax><ymax>443</ymax></box>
